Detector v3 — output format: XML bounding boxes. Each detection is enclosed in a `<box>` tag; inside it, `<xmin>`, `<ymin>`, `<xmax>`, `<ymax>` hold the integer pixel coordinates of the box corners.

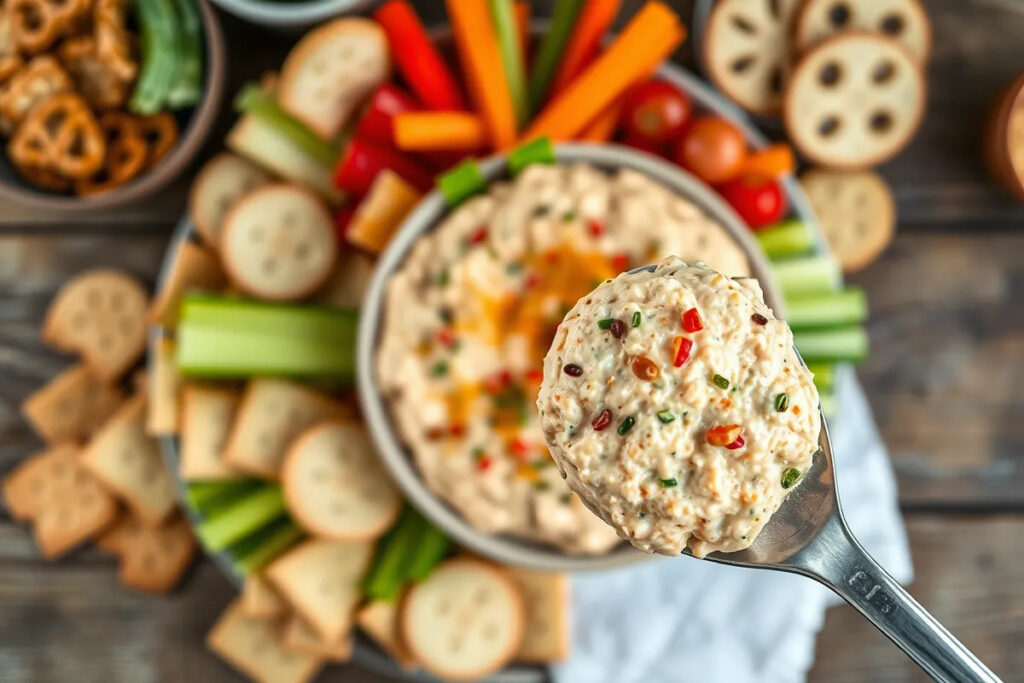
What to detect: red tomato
<box><xmin>621</xmin><ymin>80</ymin><xmax>692</xmax><ymax>144</ymax></box>
<box><xmin>676</xmin><ymin>116</ymin><xmax>747</xmax><ymax>184</ymax></box>
<box><xmin>718</xmin><ymin>175</ymin><xmax>787</xmax><ymax>229</ymax></box>
<box><xmin>621</xmin><ymin>133</ymin><xmax>671</xmax><ymax>159</ymax></box>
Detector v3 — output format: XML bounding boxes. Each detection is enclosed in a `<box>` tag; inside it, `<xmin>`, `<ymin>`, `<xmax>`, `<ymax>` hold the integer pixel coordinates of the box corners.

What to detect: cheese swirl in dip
<box><xmin>378</xmin><ymin>163</ymin><xmax>751</xmax><ymax>554</ymax></box>
<box><xmin>538</xmin><ymin>258</ymin><xmax>821</xmax><ymax>557</ymax></box>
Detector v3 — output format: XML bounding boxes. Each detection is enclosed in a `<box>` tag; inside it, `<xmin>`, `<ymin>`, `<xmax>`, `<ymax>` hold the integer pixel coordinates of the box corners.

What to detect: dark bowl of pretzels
<box><xmin>0</xmin><ymin>0</ymin><xmax>225</xmax><ymax>210</ymax></box>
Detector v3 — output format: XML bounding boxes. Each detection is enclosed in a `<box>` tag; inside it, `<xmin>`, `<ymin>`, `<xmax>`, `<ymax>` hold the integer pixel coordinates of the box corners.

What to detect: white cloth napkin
<box><xmin>554</xmin><ymin>368</ymin><xmax>914</xmax><ymax>683</ymax></box>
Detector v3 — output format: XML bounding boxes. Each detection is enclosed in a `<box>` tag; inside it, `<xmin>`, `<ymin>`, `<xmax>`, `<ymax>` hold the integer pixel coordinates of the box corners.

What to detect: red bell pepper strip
<box><xmin>334</xmin><ymin>139</ymin><xmax>434</xmax><ymax>195</ymax></box>
<box><xmin>354</xmin><ymin>84</ymin><xmax>421</xmax><ymax>148</ymax></box>
<box><xmin>334</xmin><ymin>204</ymin><xmax>357</xmax><ymax>241</ymax></box>
<box><xmin>374</xmin><ymin>0</ymin><xmax>468</xmax><ymax>111</ymax></box>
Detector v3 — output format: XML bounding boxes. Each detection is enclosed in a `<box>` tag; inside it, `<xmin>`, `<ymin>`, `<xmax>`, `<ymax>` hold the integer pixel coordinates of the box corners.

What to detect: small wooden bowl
<box><xmin>0</xmin><ymin>0</ymin><xmax>227</xmax><ymax>212</ymax></box>
<box><xmin>984</xmin><ymin>71</ymin><xmax>1024</xmax><ymax>202</ymax></box>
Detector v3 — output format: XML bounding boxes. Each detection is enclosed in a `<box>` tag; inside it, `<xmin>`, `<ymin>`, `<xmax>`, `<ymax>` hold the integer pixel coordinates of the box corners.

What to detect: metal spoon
<box><xmin>620</xmin><ymin>265</ymin><xmax>999</xmax><ymax>682</ymax></box>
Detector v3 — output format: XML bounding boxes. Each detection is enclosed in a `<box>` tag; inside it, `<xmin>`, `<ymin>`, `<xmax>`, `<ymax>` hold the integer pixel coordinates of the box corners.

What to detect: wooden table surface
<box><xmin>2</xmin><ymin>1</ymin><xmax>1023</xmax><ymax>681</ymax></box>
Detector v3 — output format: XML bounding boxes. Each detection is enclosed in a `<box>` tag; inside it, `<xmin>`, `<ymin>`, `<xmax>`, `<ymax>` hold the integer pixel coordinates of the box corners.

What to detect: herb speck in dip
<box><xmin>537</xmin><ymin>257</ymin><xmax>821</xmax><ymax>557</ymax></box>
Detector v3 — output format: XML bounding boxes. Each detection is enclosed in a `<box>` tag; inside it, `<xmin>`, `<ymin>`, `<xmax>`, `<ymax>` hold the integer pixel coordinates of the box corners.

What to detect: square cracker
<box><xmin>207</xmin><ymin>599</ymin><xmax>323</xmax><ymax>683</ymax></box>
<box><xmin>2</xmin><ymin>444</ymin><xmax>118</xmax><ymax>558</ymax></box>
<box><xmin>241</xmin><ymin>575</ymin><xmax>289</xmax><ymax>619</ymax></box>
<box><xmin>505</xmin><ymin>567</ymin><xmax>572</xmax><ymax>662</ymax></box>
<box><xmin>282</xmin><ymin>614</ymin><xmax>353</xmax><ymax>662</ymax></box>
<box><xmin>314</xmin><ymin>248</ymin><xmax>375</xmax><ymax>309</ymax></box>
<box><xmin>265</xmin><ymin>538</ymin><xmax>373</xmax><ymax>643</ymax></box>
<box><xmin>148</xmin><ymin>240</ymin><xmax>227</xmax><ymax>329</ymax></box>
<box><xmin>356</xmin><ymin>598</ymin><xmax>418</xmax><ymax>669</ymax></box>
<box><xmin>82</xmin><ymin>395</ymin><xmax>177</xmax><ymax>525</ymax></box>
<box><xmin>21</xmin><ymin>363</ymin><xmax>125</xmax><ymax>443</ymax></box>
<box><xmin>146</xmin><ymin>338</ymin><xmax>181</xmax><ymax>436</ymax></box>
<box><xmin>223</xmin><ymin>379</ymin><xmax>346</xmax><ymax>479</ymax></box>
<box><xmin>179</xmin><ymin>384</ymin><xmax>242</xmax><ymax>481</ymax></box>
<box><xmin>98</xmin><ymin>511</ymin><xmax>197</xmax><ymax>593</ymax></box>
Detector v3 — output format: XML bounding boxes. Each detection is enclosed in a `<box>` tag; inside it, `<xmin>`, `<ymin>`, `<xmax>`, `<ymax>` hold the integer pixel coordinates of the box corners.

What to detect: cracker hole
<box><xmin>282</xmin><ymin>211</ymin><xmax>298</xmax><ymax>227</ymax></box>
<box><xmin>119</xmin><ymin>316</ymin><xmax>135</xmax><ymax>336</ymax></box>
<box><xmin>80</xmin><ymin>492</ymin><xmax>93</xmax><ymax>506</ymax></box>
<box><xmin>72</xmin><ymin>312</ymin><xmax>88</xmax><ymax>329</ymax></box>
<box><xmin>261</xmin><ymin>258</ymin><xmax>277</xmax><ymax>275</ymax></box>
<box><xmin>318</xmin><ymin>579</ymin><xmax>334</xmax><ymax>595</ymax></box>
<box><xmin>110</xmin><ymin>291</ymin><xmax>124</xmax><ymax>311</ymax></box>
<box><xmin>872</xmin><ymin>61</ymin><xmax>896</xmax><ymax>85</ymax></box>
<box><xmin>880</xmin><ymin>13</ymin><xmax>905</xmax><ymax>35</ymax></box>
<box><xmin>730</xmin><ymin>15</ymin><xmax>756</xmax><ymax>34</ymax></box>
<box><xmin>856</xmin><ymin>222</ymin><xmax>870</xmax><ymax>237</ymax></box>
<box><xmin>315</xmin><ymin>86</ymin><xmax>330</xmax><ymax>102</ymax></box>
<box><xmin>819</xmin><ymin>62</ymin><xmax>842</xmax><ymax>87</ymax></box>
<box><xmin>330</xmin><ymin>501</ymin><xmax>348</xmax><ymax>516</ymax></box>
<box><xmin>86</xmin><ymin>288</ymin><xmax>102</xmax><ymax>308</ymax></box>
<box><xmin>121</xmin><ymin>448</ymin><xmax>133</xmax><ymax>464</ymax></box>
<box><xmin>730</xmin><ymin>55</ymin><xmax>755</xmax><ymax>74</ymax></box>
<box><xmin>437</xmin><ymin>598</ymin><xmax>452</xmax><ymax>615</ymax></box>
<box><xmin>869</xmin><ymin>110</ymin><xmax>894</xmax><ymax>133</ymax></box>
<box><xmin>250</xmin><ymin>227</ymin><xmax>264</xmax><ymax>242</ymax></box>
<box><xmin>30</xmin><ymin>478</ymin><xmax>44</xmax><ymax>495</ymax></box>
<box><xmin>142</xmin><ymin>553</ymin><xmax>157</xmax><ymax>571</ymax></box>
<box><xmin>766</xmin><ymin>0</ymin><xmax>781</xmax><ymax>20</ymax></box>
<box><xmin>818</xmin><ymin>116</ymin><xmax>842</xmax><ymax>137</ymax></box>
<box><xmin>828</xmin><ymin>2</ymin><xmax>850</xmax><ymax>27</ymax></box>
<box><xmin>448</xmin><ymin>635</ymin><xmax>463</xmax><ymax>653</ymax></box>
<box><xmin>294</xmin><ymin>243</ymin><xmax>311</xmax><ymax>261</ymax></box>
<box><xmin>473</xmin><ymin>586</ymin><xmax>490</xmax><ymax>605</ymax></box>
<box><xmin>99</xmin><ymin>335</ymin><xmax>114</xmax><ymax>351</ymax></box>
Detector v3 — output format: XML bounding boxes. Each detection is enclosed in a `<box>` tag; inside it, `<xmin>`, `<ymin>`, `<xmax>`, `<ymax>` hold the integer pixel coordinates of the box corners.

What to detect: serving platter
<box><xmin>149</xmin><ymin>24</ymin><xmax>837</xmax><ymax>682</ymax></box>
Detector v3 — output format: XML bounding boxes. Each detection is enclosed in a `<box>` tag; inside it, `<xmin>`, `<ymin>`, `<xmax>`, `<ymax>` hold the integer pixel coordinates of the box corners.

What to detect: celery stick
<box><xmin>488</xmin><ymin>0</ymin><xmax>528</xmax><ymax>126</ymax></box>
<box><xmin>166</xmin><ymin>0</ymin><xmax>203</xmax><ymax>108</ymax></box>
<box><xmin>185</xmin><ymin>479</ymin><xmax>261</xmax><ymax>517</ymax></box>
<box><xmin>772</xmin><ymin>255</ymin><xmax>841</xmax><ymax>296</ymax></box>
<box><xmin>177</xmin><ymin>324</ymin><xmax>354</xmax><ymax>380</ymax></box>
<box><xmin>508</xmin><ymin>137</ymin><xmax>556</xmax><ymax>175</ymax></box>
<box><xmin>405</xmin><ymin>522</ymin><xmax>449</xmax><ymax>581</ymax></box>
<box><xmin>437</xmin><ymin>160</ymin><xmax>486</xmax><ymax>207</ymax></box>
<box><xmin>794</xmin><ymin>327</ymin><xmax>868</xmax><ymax>363</ymax></box>
<box><xmin>231</xmin><ymin>519</ymin><xmax>303</xmax><ymax>576</ymax></box>
<box><xmin>195</xmin><ymin>486</ymin><xmax>287</xmax><ymax>551</ymax></box>
<box><xmin>234</xmin><ymin>82</ymin><xmax>339</xmax><ymax>166</ymax></box>
<box><xmin>758</xmin><ymin>220</ymin><xmax>814</xmax><ymax>260</ymax></box>
<box><xmin>806</xmin><ymin>363</ymin><xmax>835</xmax><ymax>392</ymax></box>
<box><xmin>130</xmin><ymin>0</ymin><xmax>179</xmax><ymax>114</ymax></box>
<box><xmin>180</xmin><ymin>296</ymin><xmax>357</xmax><ymax>341</ymax></box>
<box><xmin>528</xmin><ymin>0</ymin><xmax>583</xmax><ymax>114</ymax></box>
<box><xmin>363</xmin><ymin>507</ymin><xmax>427</xmax><ymax>601</ymax></box>
<box><xmin>786</xmin><ymin>288</ymin><xmax>867</xmax><ymax>330</ymax></box>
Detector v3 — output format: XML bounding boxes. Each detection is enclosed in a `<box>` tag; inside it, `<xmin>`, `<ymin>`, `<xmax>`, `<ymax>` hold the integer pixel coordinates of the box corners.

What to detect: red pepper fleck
<box><xmin>524</xmin><ymin>271</ymin><xmax>541</xmax><ymax>288</ymax></box>
<box><xmin>544</xmin><ymin>249</ymin><xmax>560</xmax><ymax>263</ymax></box>
<box><xmin>483</xmin><ymin>370</ymin><xmax>511</xmax><ymax>394</ymax></box>
<box><xmin>707</xmin><ymin>425</ymin><xmax>742</xmax><ymax>447</ymax></box>
<box><xmin>611</xmin><ymin>253</ymin><xmax>629</xmax><ymax>272</ymax></box>
<box><xmin>510</xmin><ymin>438</ymin><xmax>530</xmax><ymax>459</ymax></box>
<box><xmin>525</xmin><ymin>369</ymin><xmax>544</xmax><ymax>383</ymax></box>
<box><xmin>469</xmin><ymin>226</ymin><xmax>488</xmax><ymax>244</ymax></box>
<box><xmin>682</xmin><ymin>307</ymin><xmax>704</xmax><ymax>333</ymax></box>
<box><xmin>589</xmin><ymin>220</ymin><xmax>604</xmax><ymax>237</ymax></box>
<box><xmin>591</xmin><ymin>409</ymin><xmax>612</xmax><ymax>431</ymax></box>
<box><xmin>725</xmin><ymin>435</ymin><xmax>745</xmax><ymax>450</ymax></box>
<box><xmin>672</xmin><ymin>336</ymin><xmax>693</xmax><ymax>367</ymax></box>
<box><xmin>437</xmin><ymin>328</ymin><xmax>456</xmax><ymax>347</ymax></box>
<box><xmin>477</xmin><ymin>456</ymin><xmax>493</xmax><ymax>471</ymax></box>
<box><xmin>449</xmin><ymin>423</ymin><xmax>465</xmax><ymax>437</ymax></box>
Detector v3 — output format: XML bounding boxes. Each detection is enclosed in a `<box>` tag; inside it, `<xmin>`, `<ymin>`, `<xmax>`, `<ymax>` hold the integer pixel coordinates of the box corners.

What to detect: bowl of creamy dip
<box><xmin>358</xmin><ymin>143</ymin><xmax>787</xmax><ymax>571</ymax></box>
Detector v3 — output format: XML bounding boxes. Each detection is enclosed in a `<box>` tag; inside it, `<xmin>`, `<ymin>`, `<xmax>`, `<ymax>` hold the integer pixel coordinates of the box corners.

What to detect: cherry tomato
<box><xmin>676</xmin><ymin>116</ymin><xmax>747</xmax><ymax>184</ymax></box>
<box><xmin>621</xmin><ymin>133</ymin><xmax>671</xmax><ymax>160</ymax></box>
<box><xmin>621</xmin><ymin>80</ymin><xmax>692</xmax><ymax>144</ymax></box>
<box><xmin>718</xmin><ymin>175</ymin><xmax>787</xmax><ymax>230</ymax></box>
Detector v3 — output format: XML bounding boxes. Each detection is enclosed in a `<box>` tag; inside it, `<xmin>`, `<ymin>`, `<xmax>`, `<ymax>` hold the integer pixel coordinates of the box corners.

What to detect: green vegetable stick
<box><xmin>794</xmin><ymin>327</ymin><xmax>869</xmax><ymax>363</ymax></box>
<box><xmin>487</xmin><ymin>0</ymin><xmax>528</xmax><ymax>127</ymax></box>
<box><xmin>437</xmin><ymin>160</ymin><xmax>487</xmax><ymax>207</ymax></box>
<box><xmin>180</xmin><ymin>295</ymin><xmax>357</xmax><ymax>340</ymax></box>
<box><xmin>758</xmin><ymin>219</ymin><xmax>815</xmax><ymax>260</ymax></box>
<box><xmin>772</xmin><ymin>255</ymin><xmax>841</xmax><ymax>297</ymax></box>
<box><xmin>786</xmin><ymin>288</ymin><xmax>868</xmax><ymax>330</ymax></box>
<box><xmin>806</xmin><ymin>363</ymin><xmax>835</xmax><ymax>391</ymax></box>
<box><xmin>194</xmin><ymin>486</ymin><xmax>287</xmax><ymax>551</ymax></box>
<box><xmin>234</xmin><ymin>82</ymin><xmax>340</xmax><ymax>167</ymax></box>
<box><xmin>130</xmin><ymin>0</ymin><xmax>180</xmax><ymax>114</ymax></box>
<box><xmin>166</xmin><ymin>0</ymin><xmax>204</xmax><ymax>108</ymax></box>
<box><xmin>185</xmin><ymin>479</ymin><xmax>261</xmax><ymax>517</ymax></box>
<box><xmin>405</xmin><ymin>522</ymin><xmax>450</xmax><ymax>581</ymax></box>
<box><xmin>527</xmin><ymin>0</ymin><xmax>583</xmax><ymax>115</ymax></box>
<box><xmin>363</xmin><ymin>507</ymin><xmax>427</xmax><ymax>601</ymax></box>
<box><xmin>231</xmin><ymin>519</ymin><xmax>304</xmax><ymax>576</ymax></box>
<box><xmin>508</xmin><ymin>137</ymin><xmax>556</xmax><ymax>175</ymax></box>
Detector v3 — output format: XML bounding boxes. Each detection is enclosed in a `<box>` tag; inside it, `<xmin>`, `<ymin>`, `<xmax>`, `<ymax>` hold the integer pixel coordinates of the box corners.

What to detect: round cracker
<box><xmin>703</xmin><ymin>0</ymin><xmax>803</xmax><ymax>115</ymax></box>
<box><xmin>221</xmin><ymin>183</ymin><xmax>338</xmax><ymax>302</ymax></box>
<box><xmin>784</xmin><ymin>32</ymin><xmax>925</xmax><ymax>169</ymax></box>
<box><xmin>983</xmin><ymin>74</ymin><xmax>1024</xmax><ymax>201</ymax></box>
<box><xmin>794</xmin><ymin>0</ymin><xmax>931</xmax><ymax>63</ymax></box>
<box><xmin>189</xmin><ymin>153</ymin><xmax>271</xmax><ymax>247</ymax></box>
<box><xmin>800</xmin><ymin>168</ymin><xmax>895</xmax><ymax>271</ymax></box>
<box><xmin>281</xmin><ymin>420</ymin><xmax>401</xmax><ymax>541</ymax></box>
<box><xmin>401</xmin><ymin>558</ymin><xmax>524</xmax><ymax>681</ymax></box>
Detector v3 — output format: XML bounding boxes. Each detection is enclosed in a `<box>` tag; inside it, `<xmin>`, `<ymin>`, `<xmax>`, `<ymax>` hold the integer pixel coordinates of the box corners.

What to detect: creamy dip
<box><xmin>538</xmin><ymin>258</ymin><xmax>820</xmax><ymax>557</ymax></box>
<box><xmin>378</xmin><ymin>163</ymin><xmax>750</xmax><ymax>554</ymax></box>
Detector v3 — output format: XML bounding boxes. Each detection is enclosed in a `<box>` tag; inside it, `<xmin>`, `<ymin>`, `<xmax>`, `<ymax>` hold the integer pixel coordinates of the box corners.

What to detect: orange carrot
<box><xmin>579</xmin><ymin>100</ymin><xmax>624</xmax><ymax>142</ymax></box>
<box><xmin>743</xmin><ymin>144</ymin><xmax>796</xmax><ymax>177</ymax></box>
<box><xmin>447</xmin><ymin>0</ymin><xmax>518</xmax><ymax>150</ymax></box>
<box><xmin>550</xmin><ymin>0</ymin><xmax>621</xmax><ymax>94</ymax></box>
<box><xmin>514</xmin><ymin>1</ymin><xmax>531</xmax><ymax>59</ymax></box>
<box><xmin>522</xmin><ymin>2</ymin><xmax>685</xmax><ymax>143</ymax></box>
<box><xmin>394</xmin><ymin>112</ymin><xmax>488</xmax><ymax>151</ymax></box>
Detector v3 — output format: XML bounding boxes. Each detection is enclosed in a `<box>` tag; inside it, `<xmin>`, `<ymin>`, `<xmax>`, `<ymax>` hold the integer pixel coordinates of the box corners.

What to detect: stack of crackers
<box><xmin>705</xmin><ymin>0</ymin><xmax>932</xmax><ymax>271</ymax></box>
<box><xmin>3</xmin><ymin>268</ymin><xmax>196</xmax><ymax>593</ymax></box>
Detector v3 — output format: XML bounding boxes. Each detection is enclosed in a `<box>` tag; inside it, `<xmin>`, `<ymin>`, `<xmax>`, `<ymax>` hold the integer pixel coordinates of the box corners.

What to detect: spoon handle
<box><xmin>802</xmin><ymin>512</ymin><xmax>1001</xmax><ymax>683</ymax></box>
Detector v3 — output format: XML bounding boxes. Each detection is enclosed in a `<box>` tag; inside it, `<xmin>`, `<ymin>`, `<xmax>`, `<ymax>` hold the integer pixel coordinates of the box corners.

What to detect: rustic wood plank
<box><xmin>809</xmin><ymin>515</ymin><xmax>1024</xmax><ymax>682</ymax></box>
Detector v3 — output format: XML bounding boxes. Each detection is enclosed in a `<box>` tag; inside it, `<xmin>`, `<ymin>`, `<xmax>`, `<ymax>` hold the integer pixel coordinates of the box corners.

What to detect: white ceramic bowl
<box><xmin>357</xmin><ymin>143</ymin><xmax>787</xmax><ymax>572</ymax></box>
<box><xmin>208</xmin><ymin>0</ymin><xmax>372</xmax><ymax>29</ymax></box>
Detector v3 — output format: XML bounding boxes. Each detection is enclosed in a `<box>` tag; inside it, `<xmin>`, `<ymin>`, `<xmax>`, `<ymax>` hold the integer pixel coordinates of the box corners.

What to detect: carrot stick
<box><xmin>447</xmin><ymin>0</ymin><xmax>518</xmax><ymax>150</ymax></box>
<box><xmin>742</xmin><ymin>144</ymin><xmax>796</xmax><ymax>177</ymax></box>
<box><xmin>393</xmin><ymin>112</ymin><xmax>487</xmax><ymax>151</ymax></box>
<box><xmin>522</xmin><ymin>2</ymin><xmax>685</xmax><ymax>143</ymax></box>
<box><xmin>514</xmin><ymin>1</ymin><xmax>531</xmax><ymax>60</ymax></box>
<box><xmin>579</xmin><ymin>100</ymin><xmax>623</xmax><ymax>142</ymax></box>
<box><xmin>550</xmin><ymin>0</ymin><xmax>621</xmax><ymax>95</ymax></box>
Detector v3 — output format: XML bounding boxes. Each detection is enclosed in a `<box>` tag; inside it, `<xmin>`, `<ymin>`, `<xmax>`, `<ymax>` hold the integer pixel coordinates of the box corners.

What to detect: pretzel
<box><xmin>0</xmin><ymin>9</ymin><xmax>22</xmax><ymax>83</ymax></box>
<box><xmin>13</xmin><ymin>161</ymin><xmax>71</xmax><ymax>191</ymax></box>
<box><xmin>135</xmin><ymin>111</ymin><xmax>178</xmax><ymax>168</ymax></box>
<box><xmin>93</xmin><ymin>0</ymin><xmax>136</xmax><ymax>82</ymax></box>
<box><xmin>0</xmin><ymin>55</ymin><xmax>72</xmax><ymax>134</ymax></box>
<box><xmin>0</xmin><ymin>55</ymin><xmax>24</xmax><ymax>85</ymax></box>
<box><xmin>58</xmin><ymin>36</ymin><xmax>131</xmax><ymax>110</ymax></box>
<box><xmin>74</xmin><ymin>133</ymin><xmax>146</xmax><ymax>194</ymax></box>
<box><xmin>9</xmin><ymin>92</ymin><xmax>105</xmax><ymax>179</ymax></box>
<box><xmin>8</xmin><ymin>0</ymin><xmax>61</xmax><ymax>54</ymax></box>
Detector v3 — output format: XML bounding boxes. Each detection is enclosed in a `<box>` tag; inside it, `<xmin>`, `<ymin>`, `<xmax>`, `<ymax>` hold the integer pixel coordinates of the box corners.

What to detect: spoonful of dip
<box><xmin>537</xmin><ymin>257</ymin><xmax>999</xmax><ymax>683</ymax></box>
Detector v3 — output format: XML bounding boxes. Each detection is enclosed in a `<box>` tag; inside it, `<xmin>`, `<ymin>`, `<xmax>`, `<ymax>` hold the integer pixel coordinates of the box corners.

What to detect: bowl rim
<box><xmin>206</xmin><ymin>0</ymin><xmax>373</xmax><ymax>27</ymax></box>
<box><xmin>0</xmin><ymin>0</ymin><xmax>226</xmax><ymax>211</ymax></box>
<box><xmin>356</xmin><ymin>142</ymin><xmax>787</xmax><ymax>572</ymax></box>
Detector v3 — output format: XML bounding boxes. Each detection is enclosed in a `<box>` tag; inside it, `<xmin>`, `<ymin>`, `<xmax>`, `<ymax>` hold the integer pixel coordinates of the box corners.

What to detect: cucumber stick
<box><xmin>194</xmin><ymin>486</ymin><xmax>287</xmax><ymax>551</ymax></box>
<box><xmin>167</xmin><ymin>0</ymin><xmax>203</xmax><ymax>108</ymax></box>
<box><xmin>130</xmin><ymin>0</ymin><xmax>180</xmax><ymax>114</ymax></box>
<box><xmin>772</xmin><ymin>255</ymin><xmax>841</xmax><ymax>296</ymax></box>
<box><xmin>794</xmin><ymin>327</ymin><xmax>868</xmax><ymax>363</ymax></box>
<box><xmin>757</xmin><ymin>220</ymin><xmax>815</xmax><ymax>260</ymax></box>
<box><xmin>786</xmin><ymin>289</ymin><xmax>867</xmax><ymax>330</ymax></box>
<box><xmin>527</xmin><ymin>0</ymin><xmax>582</xmax><ymax>114</ymax></box>
<box><xmin>185</xmin><ymin>479</ymin><xmax>261</xmax><ymax>517</ymax></box>
<box><xmin>231</xmin><ymin>519</ymin><xmax>303</xmax><ymax>576</ymax></box>
<box><xmin>363</xmin><ymin>507</ymin><xmax>427</xmax><ymax>601</ymax></box>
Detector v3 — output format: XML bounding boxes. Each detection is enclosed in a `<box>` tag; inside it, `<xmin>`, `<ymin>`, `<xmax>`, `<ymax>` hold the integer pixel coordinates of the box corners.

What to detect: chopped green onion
<box><xmin>660</xmin><ymin>478</ymin><xmax>678</xmax><ymax>487</ymax></box>
<box><xmin>598</xmin><ymin>318</ymin><xmax>615</xmax><ymax>330</ymax></box>
<box><xmin>775</xmin><ymin>393</ymin><xmax>790</xmax><ymax>412</ymax></box>
<box><xmin>562</xmin><ymin>210</ymin><xmax>577</xmax><ymax>221</ymax></box>
<box><xmin>431</xmin><ymin>360</ymin><xmax>449</xmax><ymax>377</ymax></box>
<box><xmin>638</xmin><ymin>512</ymin><xmax>646</xmax><ymax>518</ymax></box>
<box><xmin>437</xmin><ymin>270</ymin><xmax>450</xmax><ymax>286</ymax></box>
<box><xmin>617</xmin><ymin>416</ymin><xmax>635</xmax><ymax>435</ymax></box>
<box><xmin>656</xmin><ymin>410</ymin><xmax>675</xmax><ymax>424</ymax></box>
<box><xmin>509</xmin><ymin>137</ymin><xmax>556</xmax><ymax>174</ymax></box>
<box><xmin>533</xmin><ymin>481</ymin><xmax>550</xmax><ymax>491</ymax></box>
<box><xmin>438</xmin><ymin>160</ymin><xmax>486</xmax><ymax>207</ymax></box>
<box><xmin>781</xmin><ymin>467</ymin><xmax>801</xmax><ymax>489</ymax></box>
<box><xmin>505</xmin><ymin>262</ymin><xmax>522</xmax><ymax>275</ymax></box>
<box><xmin>632</xmin><ymin>311</ymin><xmax>642</xmax><ymax>328</ymax></box>
<box><xmin>712</xmin><ymin>374</ymin><xmax>730</xmax><ymax>390</ymax></box>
